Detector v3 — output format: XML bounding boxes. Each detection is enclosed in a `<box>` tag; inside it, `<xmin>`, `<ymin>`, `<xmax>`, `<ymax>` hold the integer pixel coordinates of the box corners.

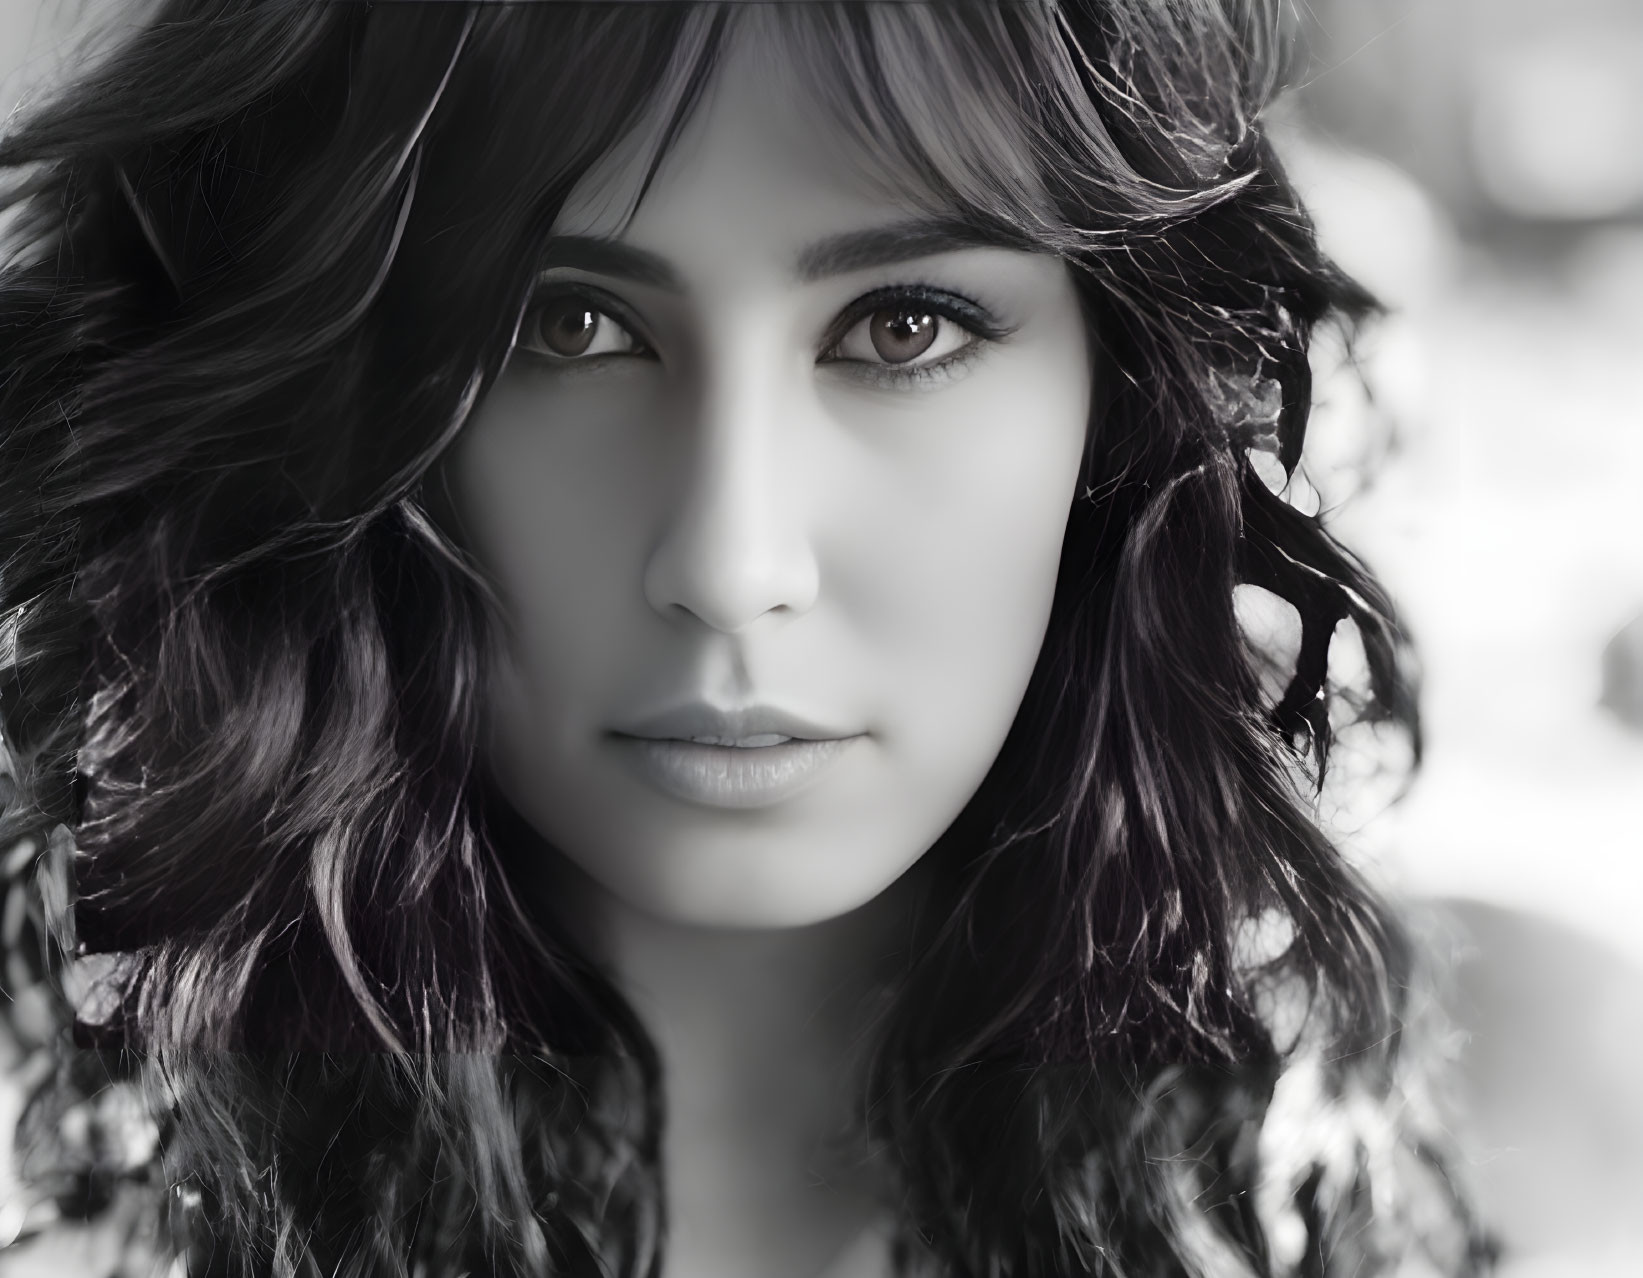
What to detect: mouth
<box><xmin>668</xmin><ymin>731</ymin><xmax>796</xmax><ymax>749</ymax></box>
<box><xmin>607</xmin><ymin>703</ymin><xmax>865</xmax><ymax>808</ymax></box>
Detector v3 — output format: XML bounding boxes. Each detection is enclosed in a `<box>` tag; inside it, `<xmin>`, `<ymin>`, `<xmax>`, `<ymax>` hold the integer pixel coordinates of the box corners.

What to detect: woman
<box><xmin>0</xmin><ymin>3</ymin><xmax>1493</xmax><ymax>1276</ymax></box>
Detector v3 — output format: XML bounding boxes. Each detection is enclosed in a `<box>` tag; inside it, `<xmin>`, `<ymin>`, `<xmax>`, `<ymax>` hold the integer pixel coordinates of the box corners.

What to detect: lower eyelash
<box><xmin>821</xmin><ymin>283</ymin><xmax>1011</xmax><ymax>388</ymax></box>
<box><xmin>516</xmin><ymin>283</ymin><xmax>652</xmax><ymax>363</ymax></box>
<box><xmin>849</xmin><ymin>337</ymin><xmax>988</xmax><ymax>390</ymax></box>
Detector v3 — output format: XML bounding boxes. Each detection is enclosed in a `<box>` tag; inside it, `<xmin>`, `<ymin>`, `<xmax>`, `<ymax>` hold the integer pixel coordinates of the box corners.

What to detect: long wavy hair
<box><xmin>0</xmin><ymin>2</ymin><xmax>1493</xmax><ymax>1275</ymax></box>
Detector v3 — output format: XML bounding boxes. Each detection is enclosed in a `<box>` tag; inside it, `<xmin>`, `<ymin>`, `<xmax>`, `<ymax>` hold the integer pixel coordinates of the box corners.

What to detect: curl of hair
<box><xmin>0</xmin><ymin>3</ymin><xmax>1493</xmax><ymax>1276</ymax></box>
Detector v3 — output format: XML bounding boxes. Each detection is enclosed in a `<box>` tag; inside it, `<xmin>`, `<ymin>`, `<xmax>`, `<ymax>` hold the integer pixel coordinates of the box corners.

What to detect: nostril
<box><xmin>643</xmin><ymin>521</ymin><xmax>820</xmax><ymax>634</ymax></box>
<box><xmin>641</xmin><ymin>383</ymin><xmax>822</xmax><ymax>630</ymax></box>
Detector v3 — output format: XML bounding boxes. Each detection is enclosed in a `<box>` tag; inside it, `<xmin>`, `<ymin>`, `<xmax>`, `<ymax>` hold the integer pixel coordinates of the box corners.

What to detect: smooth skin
<box><xmin>439</xmin><ymin>14</ymin><xmax>1094</xmax><ymax>1278</ymax></box>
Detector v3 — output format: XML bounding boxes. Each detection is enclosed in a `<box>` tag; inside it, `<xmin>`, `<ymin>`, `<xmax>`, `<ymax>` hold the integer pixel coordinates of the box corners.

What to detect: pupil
<box><xmin>870</xmin><ymin>309</ymin><xmax>937</xmax><ymax>364</ymax></box>
<box><xmin>541</xmin><ymin>300</ymin><xmax>597</xmax><ymax>356</ymax></box>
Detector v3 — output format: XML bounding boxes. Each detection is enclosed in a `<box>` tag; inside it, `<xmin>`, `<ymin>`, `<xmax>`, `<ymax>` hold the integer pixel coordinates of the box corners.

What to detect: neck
<box><xmin>551</xmin><ymin>855</ymin><xmax>927</xmax><ymax>1278</ymax></box>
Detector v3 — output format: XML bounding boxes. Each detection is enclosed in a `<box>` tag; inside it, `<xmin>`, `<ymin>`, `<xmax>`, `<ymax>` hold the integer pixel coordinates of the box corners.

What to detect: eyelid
<box><xmin>516</xmin><ymin>277</ymin><xmax>655</xmax><ymax>357</ymax></box>
<box><xmin>818</xmin><ymin>283</ymin><xmax>1015</xmax><ymax>388</ymax></box>
<box><xmin>820</xmin><ymin>284</ymin><xmax>1013</xmax><ymax>356</ymax></box>
<box><xmin>513</xmin><ymin>277</ymin><xmax>1013</xmax><ymax>378</ymax></box>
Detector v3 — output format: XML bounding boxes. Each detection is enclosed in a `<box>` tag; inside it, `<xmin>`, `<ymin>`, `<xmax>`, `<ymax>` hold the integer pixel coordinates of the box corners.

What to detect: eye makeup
<box><xmin>817</xmin><ymin>282</ymin><xmax>1016</xmax><ymax>389</ymax></box>
<box><xmin>513</xmin><ymin>280</ymin><xmax>655</xmax><ymax>367</ymax></box>
<box><xmin>510</xmin><ymin>271</ymin><xmax>1017</xmax><ymax>389</ymax></box>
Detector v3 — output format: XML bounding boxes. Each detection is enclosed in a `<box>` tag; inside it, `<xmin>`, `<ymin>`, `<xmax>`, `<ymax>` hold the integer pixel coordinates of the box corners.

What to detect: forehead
<box><xmin>552</xmin><ymin>16</ymin><xmax>898</xmax><ymax>253</ymax></box>
<box><xmin>548</xmin><ymin>8</ymin><xmax>1047</xmax><ymax>268</ymax></box>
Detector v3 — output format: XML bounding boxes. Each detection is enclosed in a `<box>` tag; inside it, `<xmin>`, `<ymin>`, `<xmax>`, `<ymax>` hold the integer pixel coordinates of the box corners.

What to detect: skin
<box><xmin>438</xmin><ymin>14</ymin><xmax>1093</xmax><ymax>1278</ymax></box>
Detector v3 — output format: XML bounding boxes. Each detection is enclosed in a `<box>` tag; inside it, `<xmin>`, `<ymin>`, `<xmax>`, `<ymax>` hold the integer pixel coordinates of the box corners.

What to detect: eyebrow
<box><xmin>535</xmin><ymin>236</ymin><xmax>684</xmax><ymax>292</ymax></box>
<box><xmin>795</xmin><ymin>217</ymin><xmax>1036</xmax><ymax>282</ymax></box>
<box><xmin>536</xmin><ymin>217</ymin><xmax>1035</xmax><ymax>293</ymax></box>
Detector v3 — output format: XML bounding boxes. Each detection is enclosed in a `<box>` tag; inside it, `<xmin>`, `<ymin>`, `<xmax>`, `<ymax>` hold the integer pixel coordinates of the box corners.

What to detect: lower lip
<box><xmin>610</xmin><ymin>735</ymin><xmax>862</xmax><ymax>809</ymax></box>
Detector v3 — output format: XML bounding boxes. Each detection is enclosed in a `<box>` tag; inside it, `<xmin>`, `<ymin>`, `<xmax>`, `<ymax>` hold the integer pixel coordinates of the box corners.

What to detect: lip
<box><xmin>611</xmin><ymin>702</ymin><xmax>860</xmax><ymax>747</ymax></box>
<box><xmin>607</xmin><ymin>702</ymin><xmax>865</xmax><ymax>809</ymax></box>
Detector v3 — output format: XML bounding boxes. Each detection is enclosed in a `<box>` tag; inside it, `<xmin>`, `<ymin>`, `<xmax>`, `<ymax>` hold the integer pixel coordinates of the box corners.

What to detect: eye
<box><xmin>820</xmin><ymin>286</ymin><xmax>1010</xmax><ymax>381</ymax></box>
<box><xmin>516</xmin><ymin>289</ymin><xmax>648</xmax><ymax>362</ymax></box>
<box><xmin>835</xmin><ymin>307</ymin><xmax>965</xmax><ymax>366</ymax></box>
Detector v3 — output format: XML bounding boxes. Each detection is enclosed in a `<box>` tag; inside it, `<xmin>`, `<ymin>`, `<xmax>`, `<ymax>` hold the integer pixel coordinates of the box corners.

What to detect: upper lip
<box><xmin>610</xmin><ymin>702</ymin><xmax>860</xmax><ymax>745</ymax></box>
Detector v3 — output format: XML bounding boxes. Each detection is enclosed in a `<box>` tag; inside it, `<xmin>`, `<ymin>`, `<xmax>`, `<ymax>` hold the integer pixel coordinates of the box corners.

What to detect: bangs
<box><xmin>418</xmin><ymin>4</ymin><xmax>733</xmax><ymax>254</ymax></box>
<box><xmin>752</xmin><ymin>3</ymin><xmax>1251</xmax><ymax>259</ymax></box>
<box><xmin>444</xmin><ymin>3</ymin><xmax>1051</xmax><ymax>253</ymax></box>
<box><xmin>431</xmin><ymin>2</ymin><xmax>1251</xmax><ymax>290</ymax></box>
<box><xmin>450</xmin><ymin>2</ymin><xmax>1190</xmax><ymax>265</ymax></box>
<box><xmin>760</xmin><ymin>4</ymin><xmax>1063</xmax><ymax>251</ymax></box>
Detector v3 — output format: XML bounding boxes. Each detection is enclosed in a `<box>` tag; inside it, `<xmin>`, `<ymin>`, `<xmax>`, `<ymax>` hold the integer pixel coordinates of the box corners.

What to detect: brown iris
<box><xmin>868</xmin><ymin>309</ymin><xmax>938</xmax><ymax>363</ymax></box>
<box><xmin>535</xmin><ymin>298</ymin><xmax>599</xmax><ymax>357</ymax></box>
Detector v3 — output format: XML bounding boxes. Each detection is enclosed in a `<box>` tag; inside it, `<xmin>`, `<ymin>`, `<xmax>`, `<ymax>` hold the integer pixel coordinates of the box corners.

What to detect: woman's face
<box><xmin>442</xmin><ymin>20</ymin><xmax>1093</xmax><ymax>929</ymax></box>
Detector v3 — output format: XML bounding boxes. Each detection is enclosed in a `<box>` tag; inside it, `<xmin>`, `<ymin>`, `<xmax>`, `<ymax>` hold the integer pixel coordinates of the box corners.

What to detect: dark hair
<box><xmin>0</xmin><ymin>3</ymin><xmax>1493</xmax><ymax>1275</ymax></box>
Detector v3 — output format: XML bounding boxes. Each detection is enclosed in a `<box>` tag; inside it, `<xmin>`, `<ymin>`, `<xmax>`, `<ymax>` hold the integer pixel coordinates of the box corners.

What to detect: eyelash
<box><xmin>819</xmin><ymin>284</ymin><xmax>1013</xmax><ymax>388</ymax></box>
<box><xmin>512</xmin><ymin>280</ymin><xmax>1012</xmax><ymax>388</ymax></box>
<box><xmin>513</xmin><ymin>284</ymin><xmax>654</xmax><ymax>366</ymax></box>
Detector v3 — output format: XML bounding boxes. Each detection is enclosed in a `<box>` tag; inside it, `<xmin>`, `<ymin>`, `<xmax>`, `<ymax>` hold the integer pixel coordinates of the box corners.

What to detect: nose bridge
<box><xmin>643</xmin><ymin>324</ymin><xmax>820</xmax><ymax>632</ymax></box>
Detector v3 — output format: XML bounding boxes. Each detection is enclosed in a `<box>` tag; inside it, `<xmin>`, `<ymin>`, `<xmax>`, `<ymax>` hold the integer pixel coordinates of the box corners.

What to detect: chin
<box><xmin>585</xmin><ymin>838</ymin><xmax>922</xmax><ymax>933</ymax></box>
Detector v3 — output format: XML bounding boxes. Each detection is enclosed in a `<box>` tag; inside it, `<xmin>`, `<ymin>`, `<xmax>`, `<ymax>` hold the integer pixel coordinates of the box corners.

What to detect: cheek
<box><xmin>440</xmin><ymin>373</ymin><xmax>665</xmax><ymax>680</ymax></box>
<box><xmin>828</xmin><ymin>350</ymin><xmax>1090</xmax><ymax>785</ymax></box>
<box><xmin>439</xmin><ymin>383</ymin><xmax>660</xmax><ymax>874</ymax></box>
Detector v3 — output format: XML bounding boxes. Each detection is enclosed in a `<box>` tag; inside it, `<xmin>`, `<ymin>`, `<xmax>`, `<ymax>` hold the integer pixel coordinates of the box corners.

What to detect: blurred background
<box><xmin>1275</xmin><ymin>3</ymin><xmax>1643</xmax><ymax>1271</ymax></box>
<box><xmin>1</xmin><ymin>0</ymin><xmax>1640</xmax><ymax>1274</ymax></box>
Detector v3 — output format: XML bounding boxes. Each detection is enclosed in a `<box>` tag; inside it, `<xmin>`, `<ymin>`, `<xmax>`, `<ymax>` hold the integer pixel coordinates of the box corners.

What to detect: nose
<box><xmin>642</xmin><ymin>362</ymin><xmax>820</xmax><ymax>633</ymax></box>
